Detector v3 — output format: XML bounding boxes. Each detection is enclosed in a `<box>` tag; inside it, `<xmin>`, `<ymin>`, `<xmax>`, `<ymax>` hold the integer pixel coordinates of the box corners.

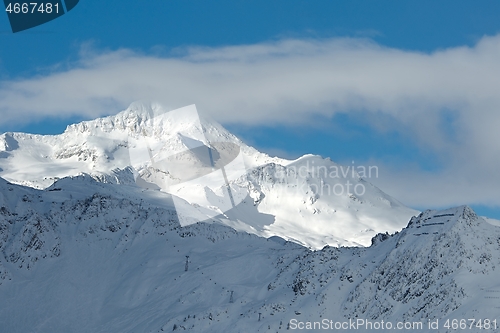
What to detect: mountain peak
<box><xmin>407</xmin><ymin>205</ymin><xmax>478</xmax><ymax>229</ymax></box>
<box><xmin>63</xmin><ymin>102</ymin><xmax>203</xmax><ymax>136</ymax></box>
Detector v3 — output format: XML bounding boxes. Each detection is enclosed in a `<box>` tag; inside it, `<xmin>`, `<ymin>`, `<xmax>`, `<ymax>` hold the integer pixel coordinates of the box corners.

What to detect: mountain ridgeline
<box><xmin>0</xmin><ymin>177</ymin><xmax>498</xmax><ymax>332</ymax></box>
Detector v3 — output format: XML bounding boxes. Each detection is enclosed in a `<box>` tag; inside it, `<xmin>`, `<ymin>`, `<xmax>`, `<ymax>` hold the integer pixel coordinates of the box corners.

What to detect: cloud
<box><xmin>0</xmin><ymin>37</ymin><xmax>497</xmax><ymax>126</ymax></box>
<box><xmin>1</xmin><ymin>36</ymin><xmax>500</xmax><ymax>210</ymax></box>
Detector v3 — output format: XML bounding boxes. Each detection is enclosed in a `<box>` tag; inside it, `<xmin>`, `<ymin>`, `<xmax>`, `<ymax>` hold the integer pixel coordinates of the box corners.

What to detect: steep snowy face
<box><xmin>0</xmin><ymin>178</ymin><xmax>498</xmax><ymax>333</ymax></box>
<box><xmin>263</xmin><ymin>206</ymin><xmax>500</xmax><ymax>331</ymax></box>
<box><xmin>0</xmin><ymin>102</ymin><xmax>417</xmax><ymax>248</ymax></box>
<box><xmin>230</xmin><ymin>156</ymin><xmax>417</xmax><ymax>248</ymax></box>
<box><xmin>343</xmin><ymin>206</ymin><xmax>500</xmax><ymax>321</ymax></box>
<box><xmin>0</xmin><ymin>103</ymin><xmax>278</xmax><ymax>187</ymax></box>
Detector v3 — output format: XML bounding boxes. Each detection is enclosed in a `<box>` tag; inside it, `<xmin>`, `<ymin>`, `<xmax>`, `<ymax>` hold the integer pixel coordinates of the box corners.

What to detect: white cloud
<box><xmin>1</xmin><ymin>36</ymin><xmax>500</xmax><ymax>210</ymax></box>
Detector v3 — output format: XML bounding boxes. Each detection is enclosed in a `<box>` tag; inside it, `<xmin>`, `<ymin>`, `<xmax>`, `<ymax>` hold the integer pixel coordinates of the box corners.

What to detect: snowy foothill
<box><xmin>0</xmin><ymin>176</ymin><xmax>498</xmax><ymax>332</ymax></box>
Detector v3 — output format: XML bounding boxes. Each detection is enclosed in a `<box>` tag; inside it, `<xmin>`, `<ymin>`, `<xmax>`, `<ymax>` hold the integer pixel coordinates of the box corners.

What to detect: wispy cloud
<box><xmin>1</xmin><ymin>36</ymin><xmax>500</xmax><ymax>210</ymax></box>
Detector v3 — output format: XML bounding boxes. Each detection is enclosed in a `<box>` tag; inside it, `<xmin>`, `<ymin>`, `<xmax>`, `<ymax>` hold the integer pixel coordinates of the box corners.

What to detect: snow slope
<box><xmin>483</xmin><ymin>216</ymin><xmax>500</xmax><ymax>227</ymax></box>
<box><xmin>0</xmin><ymin>102</ymin><xmax>417</xmax><ymax>248</ymax></box>
<box><xmin>0</xmin><ymin>178</ymin><xmax>498</xmax><ymax>333</ymax></box>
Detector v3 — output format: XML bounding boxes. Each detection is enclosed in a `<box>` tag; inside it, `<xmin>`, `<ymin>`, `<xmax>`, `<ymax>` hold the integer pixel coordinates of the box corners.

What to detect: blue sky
<box><xmin>1</xmin><ymin>0</ymin><xmax>500</xmax><ymax>218</ymax></box>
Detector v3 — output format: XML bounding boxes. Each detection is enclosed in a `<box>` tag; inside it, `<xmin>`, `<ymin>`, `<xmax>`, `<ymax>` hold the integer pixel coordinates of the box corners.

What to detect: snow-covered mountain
<box><xmin>0</xmin><ymin>102</ymin><xmax>417</xmax><ymax>248</ymax></box>
<box><xmin>0</xmin><ymin>177</ymin><xmax>498</xmax><ymax>333</ymax></box>
<box><xmin>1</xmin><ymin>103</ymin><xmax>499</xmax><ymax>332</ymax></box>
